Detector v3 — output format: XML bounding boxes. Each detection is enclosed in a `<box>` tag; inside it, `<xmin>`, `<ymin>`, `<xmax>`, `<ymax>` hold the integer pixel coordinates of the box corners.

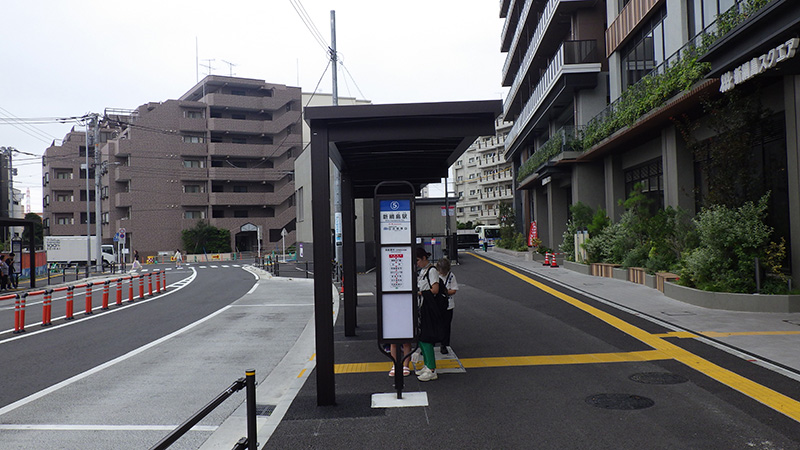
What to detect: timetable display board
<box><xmin>374</xmin><ymin>185</ymin><xmax>417</xmax><ymax>344</ymax></box>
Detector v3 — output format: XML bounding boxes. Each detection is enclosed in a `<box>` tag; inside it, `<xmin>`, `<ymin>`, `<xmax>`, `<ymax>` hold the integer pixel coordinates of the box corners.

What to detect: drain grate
<box><xmin>629</xmin><ymin>372</ymin><xmax>688</xmax><ymax>385</ymax></box>
<box><xmin>254</xmin><ymin>404</ymin><xmax>276</xmax><ymax>416</ymax></box>
<box><xmin>585</xmin><ymin>394</ymin><xmax>654</xmax><ymax>410</ymax></box>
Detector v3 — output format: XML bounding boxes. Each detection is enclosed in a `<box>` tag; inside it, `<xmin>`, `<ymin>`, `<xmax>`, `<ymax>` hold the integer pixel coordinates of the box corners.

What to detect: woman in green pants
<box><xmin>415</xmin><ymin>247</ymin><xmax>441</xmax><ymax>382</ymax></box>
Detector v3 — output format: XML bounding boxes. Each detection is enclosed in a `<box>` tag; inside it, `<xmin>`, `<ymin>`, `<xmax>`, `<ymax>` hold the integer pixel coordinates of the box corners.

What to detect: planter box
<box><xmin>590</xmin><ymin>263</ymin><xmax>620</xmax><ymax>278</ymax></box>
<box><xmin>564</xmin><ymin>260</ymin><xmax>591</xmax><ymax>275</ymax></box>
<box><xmin>656</xmin><ymin>272</ymin><xmax>680</xmax><ymax>292</ymax></box>
<box><xmin>663</xmin><ymin>282</ymin><xmax>800</xmax><ymax>313</ymax></box>
<box><xmin>612</xmin><ymin>267</ymin><xmax>628</xmax><ymax>281</ymax></box>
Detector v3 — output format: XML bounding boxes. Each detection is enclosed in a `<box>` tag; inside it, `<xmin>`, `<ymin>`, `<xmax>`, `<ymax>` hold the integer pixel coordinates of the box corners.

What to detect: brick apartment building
<box><xmin>42</xmin><ymin>76</ymin><xmax>301</xmax><ymax>259</ymax></box>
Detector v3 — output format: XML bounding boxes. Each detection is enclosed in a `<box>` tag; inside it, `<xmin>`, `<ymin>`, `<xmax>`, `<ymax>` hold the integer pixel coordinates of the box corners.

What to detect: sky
<box><xmin>0</xmin><ymin>0</ymin><xmax>507</xmax><ymax>213</ymax></box>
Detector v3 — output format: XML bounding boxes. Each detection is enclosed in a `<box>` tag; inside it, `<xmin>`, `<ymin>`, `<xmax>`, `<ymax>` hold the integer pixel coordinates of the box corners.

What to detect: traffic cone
<box><xmin>543</xmin><ymin>252</ymin><xmax>550</xmax><ymax>266</ymax></box>
<box><xmin>550</xmin><ymin>253</ymin><xmax>559</xmax><ymax>268</ymax></box>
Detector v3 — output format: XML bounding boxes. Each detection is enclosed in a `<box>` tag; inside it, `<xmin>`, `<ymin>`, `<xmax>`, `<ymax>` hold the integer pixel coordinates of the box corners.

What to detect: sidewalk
<box><xmin>259</xmin><ymin>249</ymin><xmax>800</xmax><ymax>449</ymax></box>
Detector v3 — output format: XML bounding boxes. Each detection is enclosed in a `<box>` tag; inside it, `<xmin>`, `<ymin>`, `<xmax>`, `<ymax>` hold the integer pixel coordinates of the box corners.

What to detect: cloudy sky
<box><xmin>0</xmin><ymin>1</ymin><xmax>506</xmax><ymax>212</ymax></box>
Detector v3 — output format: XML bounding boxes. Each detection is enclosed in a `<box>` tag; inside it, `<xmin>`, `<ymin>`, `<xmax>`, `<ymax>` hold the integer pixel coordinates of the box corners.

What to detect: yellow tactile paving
<box><xmin>333</xmin><ymin>350</ymin><xmax>669</xmax><ymax>374</ymax></box>
<box><xmin>468</xmin><ymin>253</ymin><xmax>800</xmax><ymax>423</ymax></box>
<box><xmin>701</xmin><ymin>330</ymin><xmax>800</xmax><ymax>338</ymax></box>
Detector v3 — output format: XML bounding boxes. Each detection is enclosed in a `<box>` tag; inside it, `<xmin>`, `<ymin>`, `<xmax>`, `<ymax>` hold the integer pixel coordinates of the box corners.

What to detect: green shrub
<box><xmin>679</xmin><ymin>195</ymin><xmax>772</xmax><ymax>293</ymax></box>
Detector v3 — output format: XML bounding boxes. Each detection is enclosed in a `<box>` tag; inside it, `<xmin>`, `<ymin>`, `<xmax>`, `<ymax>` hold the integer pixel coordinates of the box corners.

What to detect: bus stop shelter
<box><xmin>305</xmin><ymin>100</ymin><xmax>502</xmax><ymax>406</ymax></box>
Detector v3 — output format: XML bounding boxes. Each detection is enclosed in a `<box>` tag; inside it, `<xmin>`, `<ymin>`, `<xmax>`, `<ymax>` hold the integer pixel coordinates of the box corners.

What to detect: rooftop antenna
<box><xmin>222</xmin><ymin>60</ymin><xmax>237</xmax><ymax>77</ymax></box>
<box><xmin>200</xmin><ymin>58</ymin><xmax>216</xmax><ymax>77</ymax></box>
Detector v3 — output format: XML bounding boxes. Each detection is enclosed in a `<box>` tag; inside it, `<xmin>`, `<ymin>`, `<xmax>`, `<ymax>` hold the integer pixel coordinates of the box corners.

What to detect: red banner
<box><xmin>527</xmin><ymin>221</ymin><xmax>538</xmax><ymax>246</ymax></box>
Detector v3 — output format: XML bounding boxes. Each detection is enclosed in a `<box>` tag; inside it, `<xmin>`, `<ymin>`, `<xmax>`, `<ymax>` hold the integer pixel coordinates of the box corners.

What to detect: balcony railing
<box><xmin>503</xmin><ymin>0</ymin><xmax>556</xmax><ymax>83</ymax></box>
<box><xmin>502</xmin><ymin>0</ymin><xmax>534</xmax><ymax>76</ymax></box>
<box><xmin>505</xmin><ymin>40</ymin><xmax>600</xmax><ymax>150</ymax></box>
<box><xmin>516</xmin><ymin>125</ymin><xmax>582</xmax><ymax>182</ymax></box>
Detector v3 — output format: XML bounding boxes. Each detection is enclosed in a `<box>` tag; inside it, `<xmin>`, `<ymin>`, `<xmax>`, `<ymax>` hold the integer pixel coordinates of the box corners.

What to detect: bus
<box><xmin>475</xmin><ymin>225</ymin><xmax>501</xmax><ymax>248</ymax></box>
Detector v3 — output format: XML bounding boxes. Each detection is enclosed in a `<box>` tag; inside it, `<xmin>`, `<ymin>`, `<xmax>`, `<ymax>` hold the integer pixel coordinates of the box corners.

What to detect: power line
<box><xmin>288</xmin><ymin>0</ymin><xmax>329</xmax><ymax>56</ymax></box>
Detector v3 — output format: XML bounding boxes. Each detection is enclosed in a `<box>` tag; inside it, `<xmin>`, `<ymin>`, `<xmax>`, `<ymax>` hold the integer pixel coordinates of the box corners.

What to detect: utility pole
<box><xmin>94</xmin><ymin>121</ymin><xmax>103</xmax><ymax>273</ymax></box>
<box><xmin>85</xmin><ymin>114</ymin><xmax>97</xmax><ymax>270</ymax></box>
<box><xmin>331</xmin><ymin>10</ymin><xmax>342</xmax><ymax>278</ymax></box>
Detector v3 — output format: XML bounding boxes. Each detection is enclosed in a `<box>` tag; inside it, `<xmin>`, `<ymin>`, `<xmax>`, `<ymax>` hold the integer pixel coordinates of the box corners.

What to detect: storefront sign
<box><xmin>720</xmin><ymin>37</ymin><xmax>800</xmax><ymax>92</ymax></box>
<box><xmin>527</xmin><ymin>221</ymin><xmax>539</xmax><ymax>246</ymax></box>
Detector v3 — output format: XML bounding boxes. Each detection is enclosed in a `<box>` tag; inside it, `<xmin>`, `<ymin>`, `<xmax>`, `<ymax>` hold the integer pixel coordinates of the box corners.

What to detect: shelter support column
<box><xmin>785</xmin><ymin>75</ymin><xmax>800</xmax><ymax>282</ymax></box>
<box><xmin>311</xmin><ymin>126</ymin><xmax>335</xmax><ymax>406</ymax></box>
<box><xmin>342</xmin><ymin>173</ymin><xmax>357</xmax><ymax>336</ymax></box>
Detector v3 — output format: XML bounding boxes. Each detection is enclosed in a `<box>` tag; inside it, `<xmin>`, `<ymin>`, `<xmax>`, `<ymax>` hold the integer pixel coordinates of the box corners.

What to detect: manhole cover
<box><xmin>254</xmin><ymin>404</ymin><xmax>276</xmax><ymax>416</ymax></box>
<box><xmin>629</xmin><ymin>372</ymin><xmax>688</xmax><ymax>385</ymax></box>
<box><xmin>585</xmin><ymin>394</ymin><xmax>654</xmax><ymax>410</ymax></box>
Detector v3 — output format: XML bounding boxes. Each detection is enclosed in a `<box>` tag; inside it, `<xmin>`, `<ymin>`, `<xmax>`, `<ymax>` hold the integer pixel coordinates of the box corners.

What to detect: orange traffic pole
<box><xmin>161</xmin><ymin>269</ymin><xmax>167</xmax><ymax>292</ymax></box>
<box><xmin>42</xmin><ymin>290</ymin><xmax>52</xmax><ymax>326</ymax></box>
<box><xmin>13</xmin><ymin>294</ymin><xmax>20</xmax><ymax>333</ymax></box>
<box><xmin>139</xmin><ymin>275</ymin><xmax>145</xmax><ymax>300</ymax></box>
<box><xmin>155</xmin><ymin>270</ymin><xmax>161</xmax><ymax>293</ymax></box>
<box><xmin>84</xmin><ymin>283</ymin><xmax>93</xmax><ymax>315</ymax></box>
<box><xmin>65</xmin><ymin>287</ymin><xmax>74</xmax><ymax>320</ymax></box>
<box><xmin>116</xmin><ymin>278</ymin><xmax>123</xmax><ymax>306</ymax></box>
<box><xmin>102</xmin><ymin>280</ymin><xmax>110</xmax><ymax>310</ymax></box>
<box><xmin>19</xmin><ymin>293</ymin><xmax>27</xmax><ymax>332</ymax></box>
<box><xmin>128</xmin><ymin>276</ymin><xmax>135</xmax><ymax>302</ymax></box>
<box><xmin>147</xmin><ymin>273</ymin><xmax>153</xmax><ymax>297</ymax></box>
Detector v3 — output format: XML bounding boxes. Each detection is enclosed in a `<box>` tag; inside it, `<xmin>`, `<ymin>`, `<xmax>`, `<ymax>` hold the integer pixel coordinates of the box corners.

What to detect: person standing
<box><xmin>0</xmin><ymin>255</ymin><xmax>9</xmax><ymax>291</ymax></box>
<box><xmin>174</xmin><ymin>249</ymin><xmax>183</xmax><ymax>268</ymax></box>
<box><xmin>6</xmin><ymin>253</ymin><xmax>17</xmax><ymax>289</ymax></box>
<box><xmin>416</xmin><ymin>247</ymin><xmax>442</xmax><ymax>382</ymax></box>
<box><xmin>132</xmin><ymin>250</ymin><xmax>141</xmax><ymax>270</ymax></box>
<box><xmin>436</xmin><ymin>257</ymin><xmax>458</xmax><ymax>354</ymax></box>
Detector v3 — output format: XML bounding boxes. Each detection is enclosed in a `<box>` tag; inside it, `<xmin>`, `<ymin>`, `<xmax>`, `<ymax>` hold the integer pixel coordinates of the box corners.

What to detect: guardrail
<box><xmin>8</xmin><ymin>269</ymin><xmax>167</xmax><ymax>334</ymax></box>
<box><xmin>149</xmin><ymin>369</ymin><xmax>258</xmax><ymax>450</ymax></box>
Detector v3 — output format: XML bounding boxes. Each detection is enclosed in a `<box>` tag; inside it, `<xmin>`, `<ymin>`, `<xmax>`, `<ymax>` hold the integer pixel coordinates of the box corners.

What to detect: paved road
<box><xmin>0</xmin><ymin>263</ymin><xmax>275</xmax><ymax>449</ymax></box>
<box><xmin>265</xmin><ymin>252</ymin><xmax>800</xmax><ymax>449</ymax></box>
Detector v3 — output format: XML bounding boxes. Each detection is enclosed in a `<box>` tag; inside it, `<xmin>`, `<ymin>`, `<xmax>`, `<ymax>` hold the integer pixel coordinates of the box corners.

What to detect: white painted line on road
<box><xmin>0</xmin><ymin>301</ymin><xmax>232</xmax><ymax>418</ymax></box>
<box><xmin>246</xmin><ymin>284</ymin><xmax>258</xmax><ymax>295</ymax></box>
<box><xmin>0</xmin><ymin>424</ymin><xmax>218</xmax><ymax>432</ymax></box>
<box><xmin>0</xmin><ymin>268</ymin><xmax>198</xmax><ymax>343</ymax></box>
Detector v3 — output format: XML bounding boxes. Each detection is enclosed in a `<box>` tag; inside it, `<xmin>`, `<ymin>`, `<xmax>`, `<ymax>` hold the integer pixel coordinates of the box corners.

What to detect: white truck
<box><xmin>44</xmin><ymin>236</ymin><xmax>116</xmax><ymax>268</ymax></box>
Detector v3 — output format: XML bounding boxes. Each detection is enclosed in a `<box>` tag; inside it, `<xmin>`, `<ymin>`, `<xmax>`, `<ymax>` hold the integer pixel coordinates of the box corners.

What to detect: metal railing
<box><xmin>149</xmin><ymin>370</ymin><xmax>258</xmax><ymax>450</ymax></box>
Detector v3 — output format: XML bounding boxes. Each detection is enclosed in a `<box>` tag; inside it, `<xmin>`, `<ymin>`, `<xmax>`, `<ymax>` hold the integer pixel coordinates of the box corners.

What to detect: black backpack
<box><xmin>425</xmin><ymin>267</ymin><xmax>449</xmax><ymax>314</ymax></box>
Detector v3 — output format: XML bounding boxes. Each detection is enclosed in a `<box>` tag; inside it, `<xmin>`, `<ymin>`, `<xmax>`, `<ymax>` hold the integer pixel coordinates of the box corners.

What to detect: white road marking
<box><xmin>0</xmin><ymin>424</ymin><xmax>217</xmax><ymax>432</ymax></box>
<box><xmin>0</xmin><ymin>301</ymin><xmax>231</xmax><ymax>418</ymax></box>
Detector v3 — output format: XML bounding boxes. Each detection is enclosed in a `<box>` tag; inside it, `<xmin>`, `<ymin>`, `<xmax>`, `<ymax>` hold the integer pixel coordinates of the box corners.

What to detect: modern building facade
<box><xmin>295</xmin><ymin>93</ymin><xmax>374</xmax><ymax>271</ymax></box>
<box><xmin>501</xmin><ymin>0</ymin><xmax>800</xmax><ymax>280</ymax></box>
<box><xmin>453</xmin><ymin>116</ymin><xmax>514</xmax><ymax>226</ymax></box>
<box><xmin>43</xmin><ymin>76</ymin><xmax>301</xmax><ymax>258</ymax></box>
<box><xmin>500</xmin><ymin>0</ymin><xmax>608</xmax><ymax>246</ymax></box>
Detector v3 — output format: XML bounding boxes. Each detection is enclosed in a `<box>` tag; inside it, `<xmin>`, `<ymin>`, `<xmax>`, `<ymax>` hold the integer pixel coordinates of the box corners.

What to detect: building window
<box><xmin>79</xmin><ymin>190</ymin><xmax>96</xmax><ymax>202</ymax></box>
<box><xmin>624</xmin><ymin>158</ymin><xmax>664</xmax><ymax>212</ymax></box>
<box><xmin>55</xmin><ymin>170</ymin><xmax>72</xmax><ymax>179</ymax></box>
<box><xmin>56</xmin><ymin>192</ymin><xmax>73</xmax><ymax>202</ymax></box>
<box><xmin>79</xmin><ymin>168</ymin><xmax>95</xmax><ymax>179</ymax></box>
<box><xmin>56</xmin><ymin>215</ymin><xmax>74</xmax><ymax>225</ymax></box>
<box><xmin>102</xmin><ymin>212</ymin><xmax>109</xmax><ymax>224</ymax></box>
<box><xmin>182</xmin><ymin>135</ymin><xmax>205</xmax><ymax>144</ymax></box>
<box><xmin>79</xmin><ymin>146</ymin><xmax>95</xmax><ymax>158</ymax></box>
<box><xmin>233</xmin><ymin>210</ymin><xmax>249</xmax><ymax>218</ymax></box>
<box><xmin>296</xmin><ymin>187</ymin><xmax>304</xmax><ymax>222</ymax></box>
<box><xmin>80</xmin><ymin>212</ymin><xmax>96</xmax><ymax>224</ymax></box>
<box><xmin>183</xmin><ymin>184</ymin><xmax>204</xmax><ymax>193</ymax></box>
<box><xmin>620</xmin><ymin>7</ymin><xmax>666</xmax><ymax>89</ymax></box>
<box><xmin>184</xmin><ymin>210</ymin><xmax>205</xmax><ymax>219</ymax></box>
<box><xmin>185</xmin><ymin>110</ymin><xmax>203</xmax><ymax>119</ymax></box>
<box><xmin>183</xmin><ymin>159</ymin><xmax>205</xmax><ymax>168</ymax></box>
<box><xmin>212</xmin><ymin>209</ymin><xmax>225</xmax><ymax>218</ymax></box>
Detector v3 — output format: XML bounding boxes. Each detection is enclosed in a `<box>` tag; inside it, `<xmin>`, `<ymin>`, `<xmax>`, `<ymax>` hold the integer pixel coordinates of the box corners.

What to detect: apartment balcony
<box><xmin>115</xmin><ymin>166</ymin><xmax>133</xmax><ymax>181</ymax></box>
<box><xmin>180</xmin><ymin>192</ymin><xmax>209</xmax><ymax>207</ymax></box>
<box><xmin>502</xmin><ymin>0</ymin><xmax>596</xmax><ymax>86</ymax></box>
<box><xmin>178</xmin><ymin>117</ymin><xmax>206</xmax><ymax>132</ymax></box>
<box><xmin>209</xmin><ymin>191</ymin><xmax>289</xmax><ymax>207</ymax></box>
<box><xmin>209</xmin><ymin>142</ymin><xmax>288</xmax><ymax>158</ymax></box>
<box><xmin>115</xmin><ymin>192</ymin><xmax>133</xmax><ymax>207</ymax></box>
<box><xmin>504</xmin><ymin>40</ymin><xmax>601</xmax><ymax>157</ymax></box>
<box><xmin>208</xmin><ymin>167</ymin><xmax>291</xmax><ymax>183</ymax></box>
<box><xmin>205</xmin><ymin>93</ymin><xmax>286</xmax><ymax>112</ymax></box>
<box><xmin>46</xmin><ymin>201</ymin><xmax>79</xmax><ymax>214</ymax></box>
<box><xmin>207</xmin><ymin>111</ymin><xmax>300</xmax><ymax>135</ymax></box>
<box><xmin>178</xmin><ymin>143</ymin><xmax>208</xmax><ymax>156</ymax></box>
